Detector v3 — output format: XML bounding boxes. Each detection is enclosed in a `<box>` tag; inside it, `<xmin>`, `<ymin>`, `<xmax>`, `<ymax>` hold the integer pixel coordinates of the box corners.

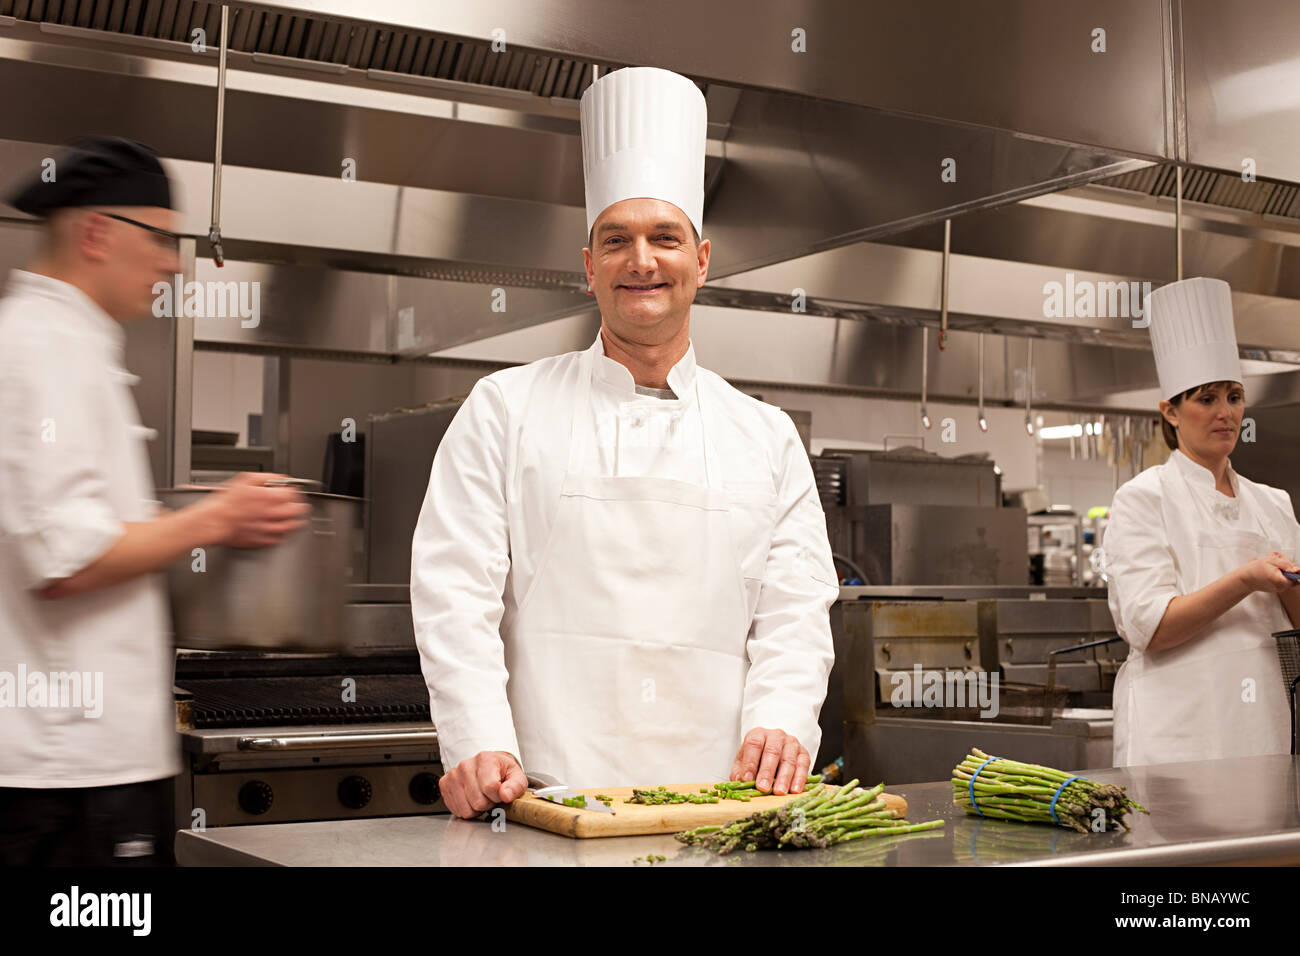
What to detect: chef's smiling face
<box><xmin>582</xmin><ymin>198</ymin><xmax>709</xmax><ymax>341</ymax></box>
<box><xmin>1162</xmin><ymin>381</ymin><xmax>1245</xmax><ymax>460</ymax></box>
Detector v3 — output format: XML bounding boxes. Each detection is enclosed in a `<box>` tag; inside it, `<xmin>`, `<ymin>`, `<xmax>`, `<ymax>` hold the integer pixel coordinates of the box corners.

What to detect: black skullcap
<box><xmin>7</xmin><ymin>136</ymin><xmax>173</xmax><ymax>216</ymax></box>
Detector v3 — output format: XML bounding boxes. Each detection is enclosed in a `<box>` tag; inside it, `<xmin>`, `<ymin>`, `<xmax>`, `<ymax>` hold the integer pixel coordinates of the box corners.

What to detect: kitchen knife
<box><xmin>527</xmin><ymin>771</ymin><xmax>616</xmax><ymax>813</ymax></box>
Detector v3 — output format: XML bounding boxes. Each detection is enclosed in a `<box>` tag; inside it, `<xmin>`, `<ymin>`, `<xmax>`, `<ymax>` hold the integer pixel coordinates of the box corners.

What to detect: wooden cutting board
<box><xmin>505</xmin><ymin>783</ymin><xmax>909</xmax><ymax>838</ymax></box>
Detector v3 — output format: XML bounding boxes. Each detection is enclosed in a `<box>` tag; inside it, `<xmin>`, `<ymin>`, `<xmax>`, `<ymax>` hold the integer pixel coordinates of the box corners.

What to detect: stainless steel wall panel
<box><xmin>853</xmin><ymin>504</ymin><xmax>1029</xmax><ymax>586</ymax></box>
<box><xmin>1183</xmin><ymin>0</ymin><xmax>1300</xmax><ymax>183</ymax></box>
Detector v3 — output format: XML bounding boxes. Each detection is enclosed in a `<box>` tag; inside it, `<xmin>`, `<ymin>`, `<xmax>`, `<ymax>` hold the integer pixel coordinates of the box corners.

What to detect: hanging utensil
<box><xmin>920</xmin><ymin>326</ymin><xmax>931</xmax><ymax>430</ymax></box>
<box><xmin>977</xmin><ymin>333</ymin><xmax>988</xmax><ymax>432</ymax></box>
<box><xmin>939</xmin><ymin>219</ymin><xmax>951</xmax><ymax>351</ymax></box>
<box><xmin>1024</xmin><ymin>338</ymin><xmax>1034</xmax><ymax>436</ymax></box>
<box><xmin>923</xmin><ymin>220</ymin><xmax>953</xmax><ymax>430</ymax></box>
<box><xmin>208</xmin><ymin>5</ymin><xmax>230</xmax><ymax>267</ymax></box>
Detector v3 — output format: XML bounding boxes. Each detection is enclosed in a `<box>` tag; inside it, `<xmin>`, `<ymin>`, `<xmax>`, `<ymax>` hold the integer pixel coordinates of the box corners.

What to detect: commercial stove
<box><xmin>172</xmin><ymin>587</ymin><xmax>447</xmax><ymax>830</ymax></box>
<box><xmin>824</xmin><ymin>586</ymin><xmax>1117</xmax><ymax>785</ymax></box>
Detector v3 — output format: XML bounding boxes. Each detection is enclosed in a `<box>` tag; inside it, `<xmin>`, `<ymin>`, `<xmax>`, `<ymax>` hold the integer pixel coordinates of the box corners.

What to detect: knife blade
<box><xmin>527</xmin><ymin>772</ymin><xmax>616</xmax><ymax>813</ymax></box>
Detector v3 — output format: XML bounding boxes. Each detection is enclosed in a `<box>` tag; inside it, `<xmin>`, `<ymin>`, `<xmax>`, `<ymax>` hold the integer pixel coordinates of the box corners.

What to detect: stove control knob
<box><xmin>409</xmin><ymin>772</ymin><xmax>441</xmax><ymax>806</ymax></box>
<box><xmin>238</xmin><ymin>780</ymin><xmax>274</xmax><ymax>815</ymax></box>
<box><xmin>338</xmin><ymin>775</ymin><xmax>373</xmax><ymax>810</ymax></box>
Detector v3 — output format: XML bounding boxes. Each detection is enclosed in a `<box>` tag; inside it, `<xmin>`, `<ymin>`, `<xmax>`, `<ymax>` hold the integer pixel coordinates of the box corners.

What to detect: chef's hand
<box><xmin>1238</xmin><ymin>552</ymin><xmax>1300</xmax><ymax>594</ymax></box>
<box><xmin>197</xmin><ymin>473</ymin><xmax>311</xmax><ymax>548</ymax></box>
<box><xmin>439</xmin><ymin>750</ymin><xmax>528</xmax><ymax>819</ymax></box>
<box><xmin>730</xmin><ymin>727</ymin><xmax>810</xmax><ymax>796</ymax></box>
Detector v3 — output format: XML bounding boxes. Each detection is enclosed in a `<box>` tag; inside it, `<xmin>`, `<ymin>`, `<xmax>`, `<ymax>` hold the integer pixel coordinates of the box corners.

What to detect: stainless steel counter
<box><xmin>174</xmin><ymin>754</ymin><xmax>1300</xmax><ymax>867</ymax></box>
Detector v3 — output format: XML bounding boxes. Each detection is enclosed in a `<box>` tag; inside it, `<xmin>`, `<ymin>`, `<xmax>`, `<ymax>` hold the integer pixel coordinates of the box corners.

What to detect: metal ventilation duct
<box><xmin>5</xmin><ymin>0</ymin><xmax>1300</xmax><ymax>372</ymax></box>
<box><xmin>1098</xmin><ymin>164</ymin><xmax>1300</xmax><ymax>219</ymax></box>
<box><xmin>0</xmin><ymin>0</ymin><xmax>603</xmax><ymax>98</ymax></box>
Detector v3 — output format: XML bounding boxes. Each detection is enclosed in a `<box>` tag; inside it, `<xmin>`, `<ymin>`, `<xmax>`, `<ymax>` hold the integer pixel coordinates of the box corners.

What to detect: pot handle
<box><xmin>264</xmin><ymin>476</ymin><xmax>322</xmax><ymax>490</ymax></box>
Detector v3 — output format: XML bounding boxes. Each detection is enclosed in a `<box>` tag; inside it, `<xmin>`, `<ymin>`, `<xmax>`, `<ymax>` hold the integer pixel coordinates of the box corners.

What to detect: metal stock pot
<box><xmin>158</xmin><ymin>478</ymin><xmax>361</xmax><ymax>652</ymax></box>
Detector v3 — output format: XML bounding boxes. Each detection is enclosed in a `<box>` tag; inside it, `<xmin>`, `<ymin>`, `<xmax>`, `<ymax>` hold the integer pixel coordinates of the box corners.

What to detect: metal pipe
<box><xmin>1175</xmin><ymin>163</ymin><xmax>1183</xmax><ymax>280</ymax></box>
<box><xmin>208</xmin><ymin>5</ymin><xmax>229</xmax><ymax>267</ymax></box>
<box><xmin>831</xmin><ymin>552</ymin><xmax>870</xmax><ymax>585</ymax></box>
<box><xmin>939</xmin><ymin>217</ymin><xmax>950</xmax><ymax>350</ymax></box>
<box><xmin>920</xmin><ymin>325</ymin><xmax>931</xmax><ymax>429</ymax></box>
<box><xmin>1024</xmin><ymin>337</ymin><xmax>1034</xmax><ymax>435</ymax></box>
<box><xmin>922</xmin><ymin>218</ymin><xmax>953</xmax><ymax>428</ymax></box>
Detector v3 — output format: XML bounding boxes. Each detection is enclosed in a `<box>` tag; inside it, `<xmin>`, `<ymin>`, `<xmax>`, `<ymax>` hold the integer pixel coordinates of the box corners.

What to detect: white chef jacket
<box><xmin>1104</xmin><ymin>448</ymin><xmax>1298</xmax><ymax>764</ymax></box>
<box><xmin>0</xmin><ymin>270</ymin><xmax>179</xmax><ymax>788</ymax></box>
<box><xmin>1104</xmin><ymin>449</ymin><xmax>1300</xmax><ymax>653</ymax></box>
<box><xmin>410</xmin><ymin>330</ymin><xmax>839</xmax><ymax>771</ymax></box>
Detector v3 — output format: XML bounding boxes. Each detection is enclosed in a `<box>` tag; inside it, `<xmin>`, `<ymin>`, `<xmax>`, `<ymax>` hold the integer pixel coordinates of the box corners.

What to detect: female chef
<box><xmin>1103</xmin><ymin>276</ymin><xmax>1300</xmax><ymax>766</ymax></box>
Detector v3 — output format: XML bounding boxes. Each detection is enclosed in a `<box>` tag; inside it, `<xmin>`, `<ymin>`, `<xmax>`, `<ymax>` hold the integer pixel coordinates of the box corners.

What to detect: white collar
<box><xmin>6</xmin><ymin>269</ymin><xmax>126</xmax><ymax>359</ymax></box>
<box><xmin>589</xmin><ymin>330</ymin><xmax>697</xmax><ymax>399</ymax></box>
<box><xmin>1169</xmin><ymin>447</ymin><xmax>1240</xmax><ymax>497</ymax></box>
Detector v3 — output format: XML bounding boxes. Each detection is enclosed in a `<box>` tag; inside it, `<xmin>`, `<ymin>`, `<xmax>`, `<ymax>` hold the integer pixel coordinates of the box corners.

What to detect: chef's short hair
<box><xmin>587</xmin><ymin>221</ymin><xmax>700</xmax><ymax>250</ymax></box>
<box><xmin>1161</xmin><ymin>380</ymin><xmax>1243</xmax><ymax>450</ymax></box>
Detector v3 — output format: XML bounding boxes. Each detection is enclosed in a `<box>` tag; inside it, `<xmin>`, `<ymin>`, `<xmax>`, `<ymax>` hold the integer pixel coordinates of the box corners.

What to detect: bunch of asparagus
<box><xmin>951</xmin><ymin>748</ymin><xmax>1148</xmax><ymax>833</ymax></box>
<box><xmin>626</xmin><ymin>776</ymin><xmax>822</xmax><ymax>805</ymax></box>
<box><xmin>676</xmin><ymin>780</ymin><xmax>944</xmax><ymax>854</ymax></box>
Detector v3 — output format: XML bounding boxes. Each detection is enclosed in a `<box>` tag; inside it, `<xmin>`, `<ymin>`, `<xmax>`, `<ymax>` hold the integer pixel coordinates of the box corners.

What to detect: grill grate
<box><xmin>180</xmin><ymin>673</ymin><xmax>430</xmax><ymax>728</ymax></box>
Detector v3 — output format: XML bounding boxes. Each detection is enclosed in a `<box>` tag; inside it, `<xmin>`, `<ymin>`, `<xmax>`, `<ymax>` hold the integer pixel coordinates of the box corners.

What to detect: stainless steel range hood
<box><xmin>4</xmin><ymin>0</ymin><xmax>1300</xmax><ymax>393</ymax></box>
<box><xmin>0</xmin><ymin>7</ymin><xmax>1148</xmax><ymax>286</ymax></box>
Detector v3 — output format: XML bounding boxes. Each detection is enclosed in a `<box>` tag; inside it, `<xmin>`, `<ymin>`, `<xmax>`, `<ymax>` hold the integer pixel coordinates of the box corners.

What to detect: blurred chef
<box><xmin>412</xmin><ymin>68</ymin><xmax>839</xmax><ymax>818</ymax></box>
<box><xmin>1103</xmin><ymin>277</ymin><xmax>1300</xmax><ymax>766</ymax></box>
<box><xmin>0</xmin><ymin>137</ymin><xmax>309</xmax><ymax>865</ymax></box>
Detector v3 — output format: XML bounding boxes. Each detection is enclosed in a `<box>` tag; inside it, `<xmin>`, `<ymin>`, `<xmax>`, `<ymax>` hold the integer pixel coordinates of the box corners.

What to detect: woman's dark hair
<box><xmin>1161</xmin><ymin>380</ymin><xmax>1242</xmax><ymax>450</ymax></box>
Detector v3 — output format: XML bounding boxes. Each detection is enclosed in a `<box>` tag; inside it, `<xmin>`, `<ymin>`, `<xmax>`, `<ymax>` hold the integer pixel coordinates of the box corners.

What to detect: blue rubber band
<box><xmin>1049</xmin><ymin>776</ymin><xmax>1082</xmax><ymax>823</ymax></box>
<box><xmin>967</xmin><ymin>755</ymin><xmax>1002</xmax><ymax>817</ymax></box>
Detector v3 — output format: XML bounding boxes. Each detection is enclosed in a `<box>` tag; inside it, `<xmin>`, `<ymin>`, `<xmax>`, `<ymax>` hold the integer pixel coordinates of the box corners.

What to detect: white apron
<box><xmin>500</xmin><ymin>347</ymin><xmax>751</xmax><ymax>788</ymax></box>
<box><xmin>1113</xmin><ymin>463</ymin><xmax>1292</xmax><ymax>766</ymax></box>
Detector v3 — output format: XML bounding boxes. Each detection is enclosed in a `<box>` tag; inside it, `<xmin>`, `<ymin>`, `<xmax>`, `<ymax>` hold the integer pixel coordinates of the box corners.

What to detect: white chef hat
<box><xmin>580</xmin><ymin>67</ymin><xmax>707</xmax><ymax>239</ymax></box>
<box><xmin>1146</xmin><ymin>277</ymin><xmax>1244</xmax><ymax>400</ymax></box>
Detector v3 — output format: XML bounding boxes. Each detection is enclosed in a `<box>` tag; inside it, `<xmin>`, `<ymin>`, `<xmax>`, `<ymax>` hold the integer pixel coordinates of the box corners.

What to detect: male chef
<box><xmin>0</xmin><ymin>137</ymin><xmax>307</xmax><ymax>865</ymax></box>
<box><xmin>411</xmin><ymin>68</ymin><xmax>839</xmax><ymax>819</ymax></box>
